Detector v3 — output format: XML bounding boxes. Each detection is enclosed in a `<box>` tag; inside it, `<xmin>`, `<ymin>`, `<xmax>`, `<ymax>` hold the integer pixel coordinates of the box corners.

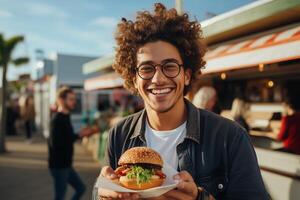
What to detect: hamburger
<box><xmin>115</xmin><ymin>147</ymin><xmax>166</xmax><ymax>190</ymax></box>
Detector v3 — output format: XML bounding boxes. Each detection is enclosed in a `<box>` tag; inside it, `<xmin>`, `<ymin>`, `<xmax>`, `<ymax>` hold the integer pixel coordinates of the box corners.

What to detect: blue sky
<box><xmin>0</xmin><ymin>0</ymin><xmax>254</xmax><ymax>80</ymax></box>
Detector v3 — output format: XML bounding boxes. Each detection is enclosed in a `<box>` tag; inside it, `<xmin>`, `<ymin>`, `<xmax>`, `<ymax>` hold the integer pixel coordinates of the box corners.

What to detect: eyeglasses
<box><xmin>136</xmin><ymin>61</ymin><xmax>183</xmax><ymax>80</ymax></box>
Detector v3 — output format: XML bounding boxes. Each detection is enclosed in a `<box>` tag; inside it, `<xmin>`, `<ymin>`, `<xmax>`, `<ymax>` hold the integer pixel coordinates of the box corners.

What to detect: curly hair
<box><xmin>113</xmin><ymin>3</ymin><xmax>206</xmax><ymax>95</ymax></box>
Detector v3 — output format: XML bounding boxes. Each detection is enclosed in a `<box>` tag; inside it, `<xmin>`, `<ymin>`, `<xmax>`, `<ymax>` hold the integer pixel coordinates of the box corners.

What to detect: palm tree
<box><xmin>0</xmin><ymin>34</ymin><xmax>29</xmax><ymax>153</ymax></box>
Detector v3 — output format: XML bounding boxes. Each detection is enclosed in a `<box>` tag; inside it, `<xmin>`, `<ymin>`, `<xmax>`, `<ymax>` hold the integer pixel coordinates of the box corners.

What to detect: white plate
<box><xmin>96</xmin><ymin>163</ymin><xmax>179</xmax><ymax>198</ymax></box>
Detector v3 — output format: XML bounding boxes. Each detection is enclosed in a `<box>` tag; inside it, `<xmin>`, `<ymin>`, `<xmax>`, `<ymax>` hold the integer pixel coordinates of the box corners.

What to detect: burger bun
<box><xmin>119</xmin><ymin>175</ymin><xmax>164</xmax><ymax>190</ymax></box>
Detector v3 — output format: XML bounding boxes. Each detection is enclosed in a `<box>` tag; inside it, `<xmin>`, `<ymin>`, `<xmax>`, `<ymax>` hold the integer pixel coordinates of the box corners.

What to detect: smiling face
<box><xmin>134</xmin><ymin>41</ymin><xmax>191</xmax><ymax>113</ymax></box>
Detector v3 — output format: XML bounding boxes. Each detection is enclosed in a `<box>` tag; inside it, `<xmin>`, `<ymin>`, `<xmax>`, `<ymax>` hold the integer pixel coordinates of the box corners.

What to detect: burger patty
<box><xmin>115</xmin><ymin>164</ymin><xmax>166</xmax><ymax>179</ymax></box>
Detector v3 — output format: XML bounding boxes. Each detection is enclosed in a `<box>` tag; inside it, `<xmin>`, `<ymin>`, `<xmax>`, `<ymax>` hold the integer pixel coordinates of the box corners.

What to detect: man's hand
<box><xmin>164</xmin><ymin>171</ymin><xmax>198</xmax><ymax>200</ymax></box>
<box><xmin>80</xmin><ymin>126</ymin><xmax>99</xmax><ymax>138</ymax></box>
<box><xmin>98</xmin><ymin>166</ymin><xmax>139</xmax><ymax>200</ymax></box>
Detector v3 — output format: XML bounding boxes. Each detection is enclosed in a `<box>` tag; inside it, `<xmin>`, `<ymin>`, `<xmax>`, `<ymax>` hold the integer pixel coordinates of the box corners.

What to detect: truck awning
<box><xmin>84</xmin><ymin>72</ymin><xmax>123</xmax><ymax>91</ymax></box>
<box><xmin>203</xmin><ymin>23</ymin><xmax>300</xmax><ymax>74</ymax></box>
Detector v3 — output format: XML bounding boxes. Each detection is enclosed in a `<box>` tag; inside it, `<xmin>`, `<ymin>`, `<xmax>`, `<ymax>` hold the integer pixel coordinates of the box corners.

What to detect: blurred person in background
<box><xmin>48</xmin><ymin>86</ymin><xmax>86</xmax><ymax>200</ymax></box>
<box><xmin>6</xmin><ymin>95</ymin><xmax>20</xmax><ymax>135</ymax></box>
<box><xmin>192</xmin><ymin>86</ymin><xmax>221</xmax><ymax>114</ymax></box>
<box><xmin>231</xmin><ymin>98</ymin><xmax>249</xmax><ymax>132</ymax></box>
<box><xmin>267</xmin><ymin>86</ymin><xmax>300</xmax><ymax>155</ymax></box>
<box><xmin>20</xmin><ymin>95</ymin><xmax>36</xmax><ymax>142</ymax></box>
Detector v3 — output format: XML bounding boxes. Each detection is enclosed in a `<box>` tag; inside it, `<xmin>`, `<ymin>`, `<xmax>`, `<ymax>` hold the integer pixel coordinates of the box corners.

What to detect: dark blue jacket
<box><xmin>104</xmin><ymin>99</ymin><xmax>268</xmax><ymax>199</ymax></box>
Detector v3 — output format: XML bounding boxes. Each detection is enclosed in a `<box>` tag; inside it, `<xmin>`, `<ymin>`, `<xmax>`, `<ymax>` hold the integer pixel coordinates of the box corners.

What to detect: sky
<box><xmin>0</xmin><ymin>0</ymin><xmax>255</xmax><ymax>80</ymax></box>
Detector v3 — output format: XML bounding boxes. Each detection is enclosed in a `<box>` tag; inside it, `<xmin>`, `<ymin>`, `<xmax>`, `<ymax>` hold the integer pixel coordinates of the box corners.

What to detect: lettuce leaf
<box><xmin>126</xmin><ymin>165</ymin><xmax>155</xmax><ymax>185</ymax></box>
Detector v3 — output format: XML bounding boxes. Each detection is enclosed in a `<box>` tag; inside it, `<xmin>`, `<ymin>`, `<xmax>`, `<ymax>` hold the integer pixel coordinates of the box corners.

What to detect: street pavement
<box><xmin>0</xmin><ymin>135</ymin><xmax>101</xmax><ymax>200</ymax></box>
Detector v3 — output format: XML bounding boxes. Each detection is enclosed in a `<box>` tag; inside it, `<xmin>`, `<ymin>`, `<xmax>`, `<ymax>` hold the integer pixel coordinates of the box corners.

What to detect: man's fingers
<box><xmin>173</xmin><ymin>171</ymin><xmax>198</xmax><ymax>197</ymax></box>
<box><xmin>100</xmin><ymin>166</ymin><xmax>118</xmax><ymax>179</ymax></box>
<box><xmin>144</xmin><ymin>196</ymin><xmax>174</xmax><ymax>200</ymax></box>
<box><xmin>174</xmin><ymin>170</ymin><xmax>194</xmax><ymax>182</ymax></box>
<box><xmin>100</xmin><ymin>166</ymin><xmax>114</xmax><ymax>176</ymax></box>
<box><xmin>176</xmin><ymin>181</ymin><xmax>197</xmax><ymax>194</ymax></box>
<box><xmin>98</xmin><ymin>188</ymin><xmax>139</xmax><ymax>200</ymax></box>
<box><xmin>98</xmin><ymin>187</ymin><xmax>120</xmax><ymax>199</ymax></box>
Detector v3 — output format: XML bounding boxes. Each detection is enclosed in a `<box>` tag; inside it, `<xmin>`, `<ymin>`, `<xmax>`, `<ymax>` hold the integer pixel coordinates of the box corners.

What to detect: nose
<box><xmin>151</xmin><ymin>66</ymin><xmax>168</xmax><ymax>84</ymax></box>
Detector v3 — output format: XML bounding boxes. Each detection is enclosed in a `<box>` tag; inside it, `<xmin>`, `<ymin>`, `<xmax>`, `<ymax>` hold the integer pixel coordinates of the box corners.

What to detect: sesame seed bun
<box><xmin>118</xmin><ymin>147</ymin><xmax>163</xmax><ymax>167</ymax></box>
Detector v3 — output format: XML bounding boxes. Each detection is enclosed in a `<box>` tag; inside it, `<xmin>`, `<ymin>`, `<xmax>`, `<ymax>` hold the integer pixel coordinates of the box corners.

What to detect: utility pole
<box><xmin>35</xmin><ymin>49</ymin><xmax>45</xmax><ymax>137</ymax></box>
<box><xmin>175</xmin><ymin>0</ymin><xmax>183</xmax><ymax>15</ymax></box>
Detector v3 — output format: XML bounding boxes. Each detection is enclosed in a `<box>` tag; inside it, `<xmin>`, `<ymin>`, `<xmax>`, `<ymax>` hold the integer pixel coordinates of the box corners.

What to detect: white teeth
<box><xmin>151</xmin><ymin>88</ymin><xmax>172</xmax><ymax>95</ymax></box>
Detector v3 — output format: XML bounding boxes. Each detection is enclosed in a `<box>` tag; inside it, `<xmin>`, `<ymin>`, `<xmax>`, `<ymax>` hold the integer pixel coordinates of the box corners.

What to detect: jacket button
<box><xmin>218</xmin><ymin>183</ymin><xmax>223</xmax><ymax>190</ymax></box>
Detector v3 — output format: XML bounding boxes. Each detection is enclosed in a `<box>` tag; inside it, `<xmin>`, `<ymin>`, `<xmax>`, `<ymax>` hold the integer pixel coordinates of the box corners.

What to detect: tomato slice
<box><xmin>120</xmin><ymin>168</ymin><xmax>131</xmax><ymax>176</ymax></box>
<box><xmin>115</xmin><ymin>166</ymin><xmax>126</xmax><ymax>176</ymax></box>
<box><xmin>155</xmin><ymin>170</ymin><xmax>166</xmax><ymax>178</ymax></box>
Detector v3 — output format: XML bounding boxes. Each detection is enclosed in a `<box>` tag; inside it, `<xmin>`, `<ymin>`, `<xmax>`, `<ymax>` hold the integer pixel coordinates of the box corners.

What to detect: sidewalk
<box><xmin>0</xmin><ymin>135</ymin><xmax>101</xmax><ymax>200</ymax></box>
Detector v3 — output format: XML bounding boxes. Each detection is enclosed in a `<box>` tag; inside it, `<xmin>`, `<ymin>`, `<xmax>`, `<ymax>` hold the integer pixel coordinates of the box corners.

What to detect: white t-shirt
<box><xmin>145</xmin><ymin>119</ymin><xmax>187</xmax><ymax>170</ymax></box>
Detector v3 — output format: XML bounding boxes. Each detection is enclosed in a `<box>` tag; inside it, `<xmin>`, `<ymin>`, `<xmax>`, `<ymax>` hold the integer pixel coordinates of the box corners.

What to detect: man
<box><xmin>98</xmin><ymin>3</ymin><xmax>268</xmax><ymax>200</ymax></box>
<box><xmin>48</xmin><ymin>86</ymin><xmax>86</xmax><ymax>200</ymax></box>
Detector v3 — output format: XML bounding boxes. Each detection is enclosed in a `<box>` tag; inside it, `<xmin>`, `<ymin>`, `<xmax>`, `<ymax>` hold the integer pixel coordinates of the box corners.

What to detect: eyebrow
<box><xmin>137</xmin><ymin>58</ymin><xmax>181</xmax><ymax>67</ymax></box>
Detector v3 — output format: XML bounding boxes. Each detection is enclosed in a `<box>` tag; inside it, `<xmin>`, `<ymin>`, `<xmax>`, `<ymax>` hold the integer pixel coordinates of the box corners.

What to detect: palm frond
<box><xmin>0</xmin><ymin>34</ymin><xmax>4</xmax><ymax>65</ymax></box>
<box><xmin>5</xmin><ymin>35</ymin><xmax>24</xmax><ymax>56</ymax></box>
<box><xmin>0</xmin><ymin>34</ymin><xmax>4</xmax><ymax>49</ymax></box>
<box><xmin>12</xmin><ymin>57</ymin><xmax>29</xmax><ymax>66</ymax></box>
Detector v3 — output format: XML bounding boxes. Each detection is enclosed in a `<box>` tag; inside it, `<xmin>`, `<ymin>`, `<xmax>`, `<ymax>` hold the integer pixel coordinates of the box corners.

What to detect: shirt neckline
<box><xmin>146</xmin><ymin>119</ymin><xmax>187</xmax><ymax>136</ymax></box>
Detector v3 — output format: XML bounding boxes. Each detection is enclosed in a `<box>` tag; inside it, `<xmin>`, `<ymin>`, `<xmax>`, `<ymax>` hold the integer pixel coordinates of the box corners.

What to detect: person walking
<box><xmin>20</xmin><ymin>95</ymin><xmax>36</xmax><ymax>142</ymax></box>
<box><xmin>48</xmin><ymin>86</ymin><xmax>86</xmax><ymax>200</ymax></box>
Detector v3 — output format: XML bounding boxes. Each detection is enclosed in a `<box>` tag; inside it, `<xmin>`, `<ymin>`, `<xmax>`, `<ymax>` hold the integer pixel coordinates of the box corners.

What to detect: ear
<box><xmin>184</xmin><ymin>69</ymin><xmax>192</xmax><ymax>86</ymax></box>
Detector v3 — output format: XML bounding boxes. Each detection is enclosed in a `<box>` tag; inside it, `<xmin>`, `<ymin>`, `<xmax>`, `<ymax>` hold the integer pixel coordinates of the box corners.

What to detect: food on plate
<box><xmin>115</xmin><ymin>147</ymin><xmax>166</xmax><ymax>190</ymax></box>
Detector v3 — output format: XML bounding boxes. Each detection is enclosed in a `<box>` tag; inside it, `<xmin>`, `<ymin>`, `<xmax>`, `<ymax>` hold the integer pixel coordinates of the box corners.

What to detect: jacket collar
<box><xmin>130</xmin><ymin>98</ymin><xmax>201</xmax><ymax>144</ymax></box>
